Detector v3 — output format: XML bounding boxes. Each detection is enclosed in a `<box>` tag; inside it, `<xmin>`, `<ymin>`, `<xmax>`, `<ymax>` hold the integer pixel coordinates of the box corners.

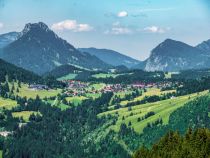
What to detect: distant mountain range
<box><xmin>0</xmin><ymin>22</ymin><xmax>110</xmax><ymax>74</ymax></box>
<box><xmin>0</xmin><ymin>32</ymin><xmax>20</xmax><ymax>48</ymax></box>
<box><xmin>144</xmin><ymin>39</ymin><xmax>210</xmax><ymax>72</ymax></box>
<box><xmin>0</xmin><ymin>22</ymin><xmax>210</xmax><ymax>73</ymax></box>
<box><xmin>196</xmin><ymin>39</ymin><xmax>210</xmax><ymax>53</ymax></box>
<box><xmin>78</xmin><ymin>48</ymin><xmax>140</xmax><ymax>68</ymax></box>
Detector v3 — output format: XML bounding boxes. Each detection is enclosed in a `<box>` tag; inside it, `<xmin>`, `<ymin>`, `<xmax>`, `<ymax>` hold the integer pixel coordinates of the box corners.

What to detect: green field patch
<box><xmin>92</xmin><ymin>73</ymin><xmax>119</xmax><ymax>79</ymax></box>
<box><xmin>85</xmin><ymin>93</ymin><xmax>101</xmax><ymax>99</ymax></box>
<box><xmin>10</xmin><ymin>83</ymin><xmax>62</xmax><ymax>99</ymax></box>
<box><xmin>88</xmin><ymin>83</ymin><xmax>106</xmax><ymax>91</ymax></box>
<box><xmin>12</xmin><ymin>111</ymin><xmax>40</xmax><ymax>122</ymax></box>
<box><xmin>47</xmin><ymin>99</ymin><xmax>70</xmax><ymax>111</ymax></box>
<box><xmin>0</xmin><ymin>97</ymin><xmax>18</xmax><ymax>110</ymax></box>
<box><xmin>120</xmin><ymin>88</ymin><xmax>176</xmax><ymax>106</ymax></box>
<box><xmin>99</xmin><ymin>91</ymin><xmax>208</xmax><ymax>134</ymax></box>
<box><xmin>66</xmin><ymin>96</ymin><xmax>88</xmax><ymax>106</ymax></box>
<box><xmin>92</xmin><ymin>73</ymin><xmax>133</xmax><ymax>79</ymax></box>
<box><xmin>58</xmin><ymin>73</ymin><xmax>78</xmax><ymax>81</ymax></box>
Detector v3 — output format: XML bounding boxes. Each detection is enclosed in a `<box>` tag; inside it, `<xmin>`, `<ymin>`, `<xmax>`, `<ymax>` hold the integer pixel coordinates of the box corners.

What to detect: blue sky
<box><xmin>0</xmin><ymin>0</ymin><xmax>210</xmax><ymax>60</ymax></box>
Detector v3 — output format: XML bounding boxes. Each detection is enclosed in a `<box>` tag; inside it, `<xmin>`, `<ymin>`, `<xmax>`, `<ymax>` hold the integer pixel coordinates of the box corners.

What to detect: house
<box><xmin>0</xmin><ymin>131</ymin><xmax>11</xmax><ymax>137</ymax></box>
<box><xmin>29</xmin><ymin>84</ymin><xmax>48</xmax><ymax>90</ymax></box>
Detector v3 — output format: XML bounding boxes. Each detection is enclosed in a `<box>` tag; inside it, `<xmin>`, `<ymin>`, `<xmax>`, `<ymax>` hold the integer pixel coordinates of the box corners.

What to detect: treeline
<box><xmin>123</xmin><ymin>92</ymin><xmax>176</xmax><ymax>108</ymax></box>
<box><xmin>133</xmin><ymin>128</ymin><xmax>210</xmax><ymax>158</ymax></box>
<box><xmin>0</xmin><ymin>59</ymin><xmax>65</xmax><ymax>88</ymax></box>
<box><xmin>75</xmin><ymin>70</ymin><xmax>165</xmax><ymax>84</ymax></box>
<box><xmin>111</xmin><ymin>90</ymin><xmax>142</xmax><ymax>105</ymax></box>
<box><xmin>172</xmin><ymin>69</ymin><xmax>210</xmax><ymax>80</ymax></box>
<box><xmin>177</xmin><ymin>77</ymin><xmax>210</xmax><ymax>95</ymax></box>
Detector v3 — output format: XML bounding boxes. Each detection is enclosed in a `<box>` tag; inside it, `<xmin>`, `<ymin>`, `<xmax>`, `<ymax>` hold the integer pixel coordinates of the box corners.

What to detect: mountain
<box><xmin>0</xmin><ymin>22</ymin><xmax>110</xmax><ymax>74</ymax></box>
<box><xmin>0</xmin><ymin>32</ymin><xmax>20</xmax><ymax>48</ymax></box>
<box><xmin>196</xmin><ymin>39</ymin><xmax>210</xmax><ymax>53</ymax></box>
<box><xmin>78</xmin><ymin>48</ymin><xmax>141</xmax><ymax>68</ymax></box>
<box><xmin>144</xmin><ymin>39</ymin><xmax>210</xmax><ymax>72</ymax></box>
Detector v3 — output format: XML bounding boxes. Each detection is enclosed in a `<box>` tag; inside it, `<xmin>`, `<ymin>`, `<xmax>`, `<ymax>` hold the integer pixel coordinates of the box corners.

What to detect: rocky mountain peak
<box><xmin>21</xmin><ymin>22</ymin><xmax>50</xmax><ymax>36</ymax></box>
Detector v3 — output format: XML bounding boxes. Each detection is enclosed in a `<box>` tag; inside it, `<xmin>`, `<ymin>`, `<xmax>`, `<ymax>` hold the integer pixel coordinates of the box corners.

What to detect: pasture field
<box><xmin>92</xmin><ymin>73</ymin><xmax>120</xmax><ymax>79</ymax></box>
<box><xmin>120</xmin><ymin>88</ymin><xmax>176</xmax><ymax>106</ymax></box>
<box><xmin>99</xmin><ymin>91</ymin><xmax>208</xmax><ymax>134</ymax></box>
<box><xmin>66</xmin><ymin>96</ymin><xmax>88</xmax><ymax>106</ymax></box>
<box><xmin>88</xmin><ymin>83</ymin><xmax>106</xmax><ymax>91</ymax></box>
<box><xmin>92</xmin><ymin>73</ymin><xmax>133</xmax><ymax>79</ymax></box>
<box><xmin>47</xmin><ymin>99</ymin><xmax>70</xmax><ymax>111</ymax></box>
<box><xmin>10</xmin><ymin>83</ymin><xmax>62</xmax><ymax>99</ymax></box>
<box><xmin>12</xmin><ymin>111</ymin><xmax>40</xmax><ymax>122</ymax></box>
<box><xmin>85</xmin><ymin>93</ymin><xmax>101</xmax><ymax>99</ymax></box>
<box><xmin>0</xmin><ymin>97</ymin><xmax>18</xmax><ymax>110</ymax></box>
<box><xmin>58</xmin><ymin>73</ymin><xmax>78</xmax><ymax>81</ymax></box>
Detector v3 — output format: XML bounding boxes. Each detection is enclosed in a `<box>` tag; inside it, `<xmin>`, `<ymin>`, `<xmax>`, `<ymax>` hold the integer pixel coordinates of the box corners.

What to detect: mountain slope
<box><xmin>196</xmin><ymin>39</ymin><xmax>210</xmax><ymax>54</ymax></box>
<box><xmin>45</xmin><ymin>64</ymin><xmax>85</xmax><ymax>78</ymax></box>
<box><xmin>79</xmin><ymin>48</ymin><xmax>140</xmax><ymax>68</ymax></box>
<box><xmin>1</xmin><ymin>22</ymin><xmax>110</xmax><ymax>74</ymax></box>
<box><xmin>0</xmin><ymin>32</ymin><xmax>20</xmax><ymax>48</ymax></box>
<box><xmin>0</xmin><ymin>58</ymin><xmax>41</xmax><ymax>83</ymax></box>
<box><xmin>145</xmin><ymin>39</ymin><xmax>210</xmax><ymax>72</ymax></box>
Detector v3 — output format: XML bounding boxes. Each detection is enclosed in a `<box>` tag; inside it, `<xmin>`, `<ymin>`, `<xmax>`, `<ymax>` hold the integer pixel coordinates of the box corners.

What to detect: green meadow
<box><xmin>12</xmin><ymin>111</ymin><xmax>40</xmax><ymax>122</ymax></box>
<box><xmin>58</xmin><ymin>73</ymin><xmax>78</xmax><ymax>81</ymax></box>
<box><xmin>120</xmin><ymin>88</ymin><xmax>176</xmax><ymax>106</ymax></box>
<box><xmin>99</xmin><ymin>91</ymin><xmax>208</xmax><ymax>134</ymax></box>
<box><xmin>0</xmin><ymin>97</ymin><xmax>18</xmax><ymax>110</ymax></box>
<box><xmin>66</xmin><ymin>96</ymin><xmax>88</xmax><ymax>106</ymax></box>
<box><xmin>10</xmin><ymin>83</ymin><xmax>62</xmax><ymax>99</ymax></box>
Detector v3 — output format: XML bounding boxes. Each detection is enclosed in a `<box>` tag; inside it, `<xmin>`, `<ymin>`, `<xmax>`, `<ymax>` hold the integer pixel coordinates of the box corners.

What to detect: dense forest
<box><xmin>0</xmin><ymin>59</ymin><xmax>65</xmax><ymax>88</ymax></box>
<box><xmin>133</xmin><ymin>128</ymin><xmax>210</xmax><ymax>158</ymax></box>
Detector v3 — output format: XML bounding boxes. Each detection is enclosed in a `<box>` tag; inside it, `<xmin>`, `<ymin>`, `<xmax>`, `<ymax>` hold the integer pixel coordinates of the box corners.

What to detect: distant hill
<box><xmin>46</xmin><ymin>64</ymin><xmax>85</xmax><ymax>78</ymax></box>
<box><xmin>0</xmin><ymin>58</ymin><xmax>41</xmax><ymax>83</ymax></box>
<box><xmin>79</xmin><ymin>48</ymin><xmax>141</xmax><ymax>68</ymax></box>
<box><xmin>196</xmin><ymin>39</ymin><xmax>210</xmax><ymax>53</ymax></box>
<box><xmin>0</xmin><ymin>22</ymin><xmax>111</xmax><ymax>75</ymax></box>
<box><xmin>144</xmin><ymin>39</ymin><xmax>210</xmax><ymax>72</ymax></box>
<box><xmin>0</xmin><ymin>32</ymin><xmax>20</xmax><ymax>48</ymax></box>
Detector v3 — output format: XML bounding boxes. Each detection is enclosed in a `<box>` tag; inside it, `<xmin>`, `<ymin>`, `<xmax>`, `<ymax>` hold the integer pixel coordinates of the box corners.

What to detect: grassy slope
<box><xmin>99</xmin><ymin>91</ymin><xmax>208</xmax><ymax>133</ymax></box>
<box><xmin>92</xmin><ymin>73</ymin><xmax>120</xmax><ymax>79</ymax></box>
<box><xmin>58</xmin><ymin>73</ymin><xmax>78</xmax><ymax>81</ymax></box>
<box><xmin>66</xmin><ymin>96</ymin><xmax>88</xmax><ymax>106</ymax></box>
<box><xmin>0</xmin><ymin>97</ymin><xmax>18</xmax><ymax>110</ymax></box>
<box><xmin>47</xmin><ymin>99</ymin><xmax>70</xmax><ymax>111</ymax></box>
<box><xmin>120</xmin><ymin>88</ymin><xmax>176</xmax><ymax>106</ymax></box>
<box><xmin>10</xmin><ymin>83</ymin><xmax>61</xmax><ymax>99</ymax></box>
<box><xmin>92</xmin><ymin>73</ymin><xmax>133</xmax><ymax>79</ymax></box>
<box><xmin>12</xmin><ymin>111</ymin><xmax>40</xmax><ymax>122</ymax></box>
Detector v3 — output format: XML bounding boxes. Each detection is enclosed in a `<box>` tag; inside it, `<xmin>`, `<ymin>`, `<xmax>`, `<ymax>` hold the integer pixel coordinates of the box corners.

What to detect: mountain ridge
<box><xmin>0</xmin><ymin>22</ymin><xmax>111</xmax><ymax>74</ymax></box>
<box><xmin>79</xmin><ymin>47</ymin><xmax>141</xmax><ymax>68</ymax></box>
<box><xmin>144</xmin><ymin>38</ymin><xmax>210</xmax><ymax>71</ymax></box>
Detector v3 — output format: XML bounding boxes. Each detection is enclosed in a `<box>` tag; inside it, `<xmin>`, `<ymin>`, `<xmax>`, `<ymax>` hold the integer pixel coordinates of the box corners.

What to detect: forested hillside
<box><xmin>133</xmin><ymin>128</ymin><xmax>210</xmax><ymax>158</ymax></box>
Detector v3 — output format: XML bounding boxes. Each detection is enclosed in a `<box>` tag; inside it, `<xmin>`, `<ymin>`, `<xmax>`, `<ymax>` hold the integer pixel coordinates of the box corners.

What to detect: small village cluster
<box><xmin>58</xmin><ymin>80</ymin><xmax>176</xmax><ymax>97</ymax></box>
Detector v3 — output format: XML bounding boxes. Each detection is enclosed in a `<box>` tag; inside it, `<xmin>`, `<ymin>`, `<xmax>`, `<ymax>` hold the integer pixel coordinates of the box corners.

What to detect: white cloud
<box><xmin>51</xmin><ymin>20</ymin><xmax>93</xmax><ymax>32</ymax></box>
<box><xmin>0</xmin><ymin>23</ymin><xmax>3</xmax><ymax>29</ymax></box>
<box><xmin>105</xmin><ymin>27</ymin><xmax>132</xmax><ymax>35</ymax></box>
<box><xmin>143</xmin><ymin>26</ymin><xmax>170</xmax><ymax>34</ymax></box>
<box><xmin>117</xmin><ymin>11</ymin><xmax>128</xmax><ymax>17</ymax></box>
